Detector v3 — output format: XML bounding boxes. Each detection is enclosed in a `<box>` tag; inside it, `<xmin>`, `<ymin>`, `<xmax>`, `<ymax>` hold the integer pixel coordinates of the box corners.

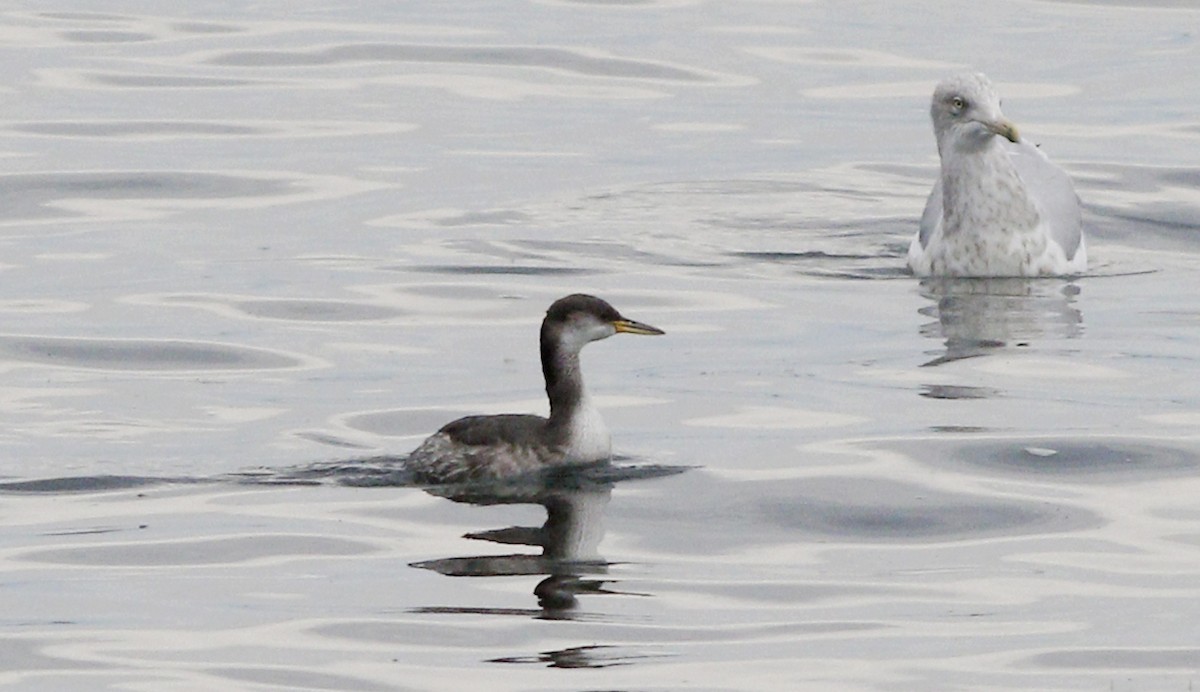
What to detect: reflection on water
<box><xmin>489</xmin><ymin>643</ymin><xmax>670</xmax><ymax>669</ymax></box>
<box><xmin>411</xmin><ymin>463</ymin><xmax>685</xmax><ymax>618</ymax></box>
<box><xmin>917</xmin><ymin>277</ymin><xmax>1083</xmax><ymax>367</ymax></box>
<box><xmin>414</xmin><ymin>486</ymin><xmax>612</xmax><ymax>617</ymax></box>
<box><xmin>237</xmin><ymin>457</ymin><xmax>686</xmax><ymax>619</ymax></box>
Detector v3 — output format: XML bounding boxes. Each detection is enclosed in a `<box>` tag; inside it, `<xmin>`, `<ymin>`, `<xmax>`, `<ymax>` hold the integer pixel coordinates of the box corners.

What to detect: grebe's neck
<box><xmin>542</xmin><ymin>338</ymin><xmax>586</xmax><ymax>425</ymax></box>
<box><xmin>540</xmin><ymin>326</ymin><xmax>611</xmax><ymax>461</ymax></box>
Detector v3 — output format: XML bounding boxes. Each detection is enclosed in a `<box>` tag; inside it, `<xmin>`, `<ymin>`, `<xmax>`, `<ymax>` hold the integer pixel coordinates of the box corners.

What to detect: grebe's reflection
<box><xmin>411</xmin><ymin>462</ymin><xmax>685</xmax><ymax>618</ymax></box>
<box><xmin>226</xmin><ymin>457</ymin><xmax>685</xmax><ymax>617</ymax></box>
<box><xmin>917</xmin><ymin>277</ymin><xmax>1083</xmax><ymax>367</ymax></box>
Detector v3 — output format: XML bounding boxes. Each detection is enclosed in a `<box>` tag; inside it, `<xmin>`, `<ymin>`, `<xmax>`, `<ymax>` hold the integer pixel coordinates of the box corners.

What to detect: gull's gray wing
<box><xmin>917</xmin><ymin>176</ymin><xmax>943</xmax><ymax>250</ymax></box>
<box><xmin>1004</xmin><ymin>139</ymin><xmax>1083</xmax><ymax>259</ymax></box>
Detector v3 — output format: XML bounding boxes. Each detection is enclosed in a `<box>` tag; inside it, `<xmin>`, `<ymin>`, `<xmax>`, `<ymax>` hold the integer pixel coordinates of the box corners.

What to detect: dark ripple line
<box><xmin>0</xmin><ymin>335</ymin><xmax>302</xmax><ymax>371</ymax></box>
<box><xmin>207</xmin><ymin>43</ymin><xmax>715</xmax><ymax>82</ymax></box>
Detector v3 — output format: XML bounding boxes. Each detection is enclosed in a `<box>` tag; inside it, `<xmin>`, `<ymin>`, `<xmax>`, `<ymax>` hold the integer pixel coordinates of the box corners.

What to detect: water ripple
<box><xmin>0</xmin><ymin>335</ymin><xmax>309</xmax><ymax>372</ymax></box>
<box><xmin>206</xmin><ymin>43</ymin><xmax>728</xmax><ymax>83</ymax></box>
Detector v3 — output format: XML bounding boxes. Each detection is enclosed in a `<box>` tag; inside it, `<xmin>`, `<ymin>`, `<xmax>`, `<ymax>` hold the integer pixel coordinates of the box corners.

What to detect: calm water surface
<box><xmin>1</xmin><ymin>2</ymin><xmax>1199</xmax><ymax>690</ymax></box>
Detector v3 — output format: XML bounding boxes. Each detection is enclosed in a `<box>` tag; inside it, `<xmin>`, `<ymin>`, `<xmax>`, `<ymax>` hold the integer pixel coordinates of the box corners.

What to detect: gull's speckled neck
<box><xmin>940</xmin><ymin>136</ymin><xmax>1040</xmax><ymax>239</ymax></box>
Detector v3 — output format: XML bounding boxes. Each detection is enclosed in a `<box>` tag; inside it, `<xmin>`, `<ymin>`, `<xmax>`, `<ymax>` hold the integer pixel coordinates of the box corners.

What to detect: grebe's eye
<box><xmin>951</xmin><ymin>96</ymin><xmax>967</xmax><ymax>111</ymax></box>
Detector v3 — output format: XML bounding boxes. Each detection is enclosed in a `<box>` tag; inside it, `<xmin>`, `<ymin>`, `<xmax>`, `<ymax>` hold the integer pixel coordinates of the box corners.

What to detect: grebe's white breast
<box><xmin>561</xmin><ymin>393</ymin><xmax>611</xmax><ymax>462</ymax></box>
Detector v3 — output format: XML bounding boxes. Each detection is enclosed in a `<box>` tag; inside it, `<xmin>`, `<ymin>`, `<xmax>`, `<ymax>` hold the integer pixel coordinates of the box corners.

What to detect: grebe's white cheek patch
<box><xmin>553</xmin><ymin>319</ymin><xmax>618</xmax><ymax>356</ymax></box>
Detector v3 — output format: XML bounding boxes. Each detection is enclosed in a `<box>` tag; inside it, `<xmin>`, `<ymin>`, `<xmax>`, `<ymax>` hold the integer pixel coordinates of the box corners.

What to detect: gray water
<box><xmin>2</xmin><ymin>2</ymin><xmax>1199</xmax><ymax>690</ymax></box>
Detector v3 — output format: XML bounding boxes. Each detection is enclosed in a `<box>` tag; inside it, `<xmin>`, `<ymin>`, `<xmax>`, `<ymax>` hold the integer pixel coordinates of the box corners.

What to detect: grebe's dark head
<box><xmin>541</xmin><ymin>294</ymin><xmax>663</xmax><ymax>356</ymax></box>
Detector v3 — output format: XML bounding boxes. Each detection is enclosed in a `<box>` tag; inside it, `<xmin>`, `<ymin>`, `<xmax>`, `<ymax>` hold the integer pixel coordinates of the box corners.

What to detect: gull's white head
<box><xmin>930</xmin><ymin>73</ymin><xmax>1020</xmax><ymax>154</ymax></box>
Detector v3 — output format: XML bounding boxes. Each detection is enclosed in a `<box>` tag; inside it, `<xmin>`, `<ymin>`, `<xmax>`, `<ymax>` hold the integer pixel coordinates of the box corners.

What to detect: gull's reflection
<box><xmin>917</xmin><ymin>277</ymin><xmax>1083</xmax><ymax>368</ymax></box>
<box><xmin>410</xmin><ymin>462</ymin><xmax>684</xmax><ymax>619</ymax></box>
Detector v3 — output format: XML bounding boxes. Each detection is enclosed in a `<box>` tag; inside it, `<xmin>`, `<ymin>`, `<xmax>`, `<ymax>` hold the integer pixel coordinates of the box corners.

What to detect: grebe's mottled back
<box><xmin>907</xmin><ymin>73</ymin><xmax>1085</xmax><ymax>277</ymax></box>
<box><xmin>406</xmin><ymin>294</ymin><xmax>664</xmax><ymax>484</ymax></box>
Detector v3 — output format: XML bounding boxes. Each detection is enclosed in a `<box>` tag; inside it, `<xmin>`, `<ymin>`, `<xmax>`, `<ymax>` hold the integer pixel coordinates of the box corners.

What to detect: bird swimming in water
<box><xmin>406</xmin><ymin>294</ymin><xmax>664</xmax><ymax>484</ymax></box>
<box><xmin>907</xmin><ymin>72</ymin><xmax>1086</xmax><ymax>277</ymax></box>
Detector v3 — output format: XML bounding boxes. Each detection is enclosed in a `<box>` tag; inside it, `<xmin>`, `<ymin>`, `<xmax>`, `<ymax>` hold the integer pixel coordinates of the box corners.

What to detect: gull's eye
<box><xmin>951</xmin><ymin>96</ymin><xmax>967</xmax><ymax>111</ymax></box>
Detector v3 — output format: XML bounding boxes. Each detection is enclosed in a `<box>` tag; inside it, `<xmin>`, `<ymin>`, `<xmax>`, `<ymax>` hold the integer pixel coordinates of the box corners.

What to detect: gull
<box><xmin>907</xmin><ymin>73</ymin><xmax>1086</xmax><ymax>277</ymax></box>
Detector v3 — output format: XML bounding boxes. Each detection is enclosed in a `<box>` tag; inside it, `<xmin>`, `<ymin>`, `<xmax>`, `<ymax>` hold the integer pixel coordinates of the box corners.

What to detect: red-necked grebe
<box><xmin>907</xmin><ymin>72</ymin><xmax>1086</xmax><ymax>277</ymax></box>
<box><xmin>406</xmin><ymin>294</ymin><xmax>664</xmax><ymax>484</ymax></box>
